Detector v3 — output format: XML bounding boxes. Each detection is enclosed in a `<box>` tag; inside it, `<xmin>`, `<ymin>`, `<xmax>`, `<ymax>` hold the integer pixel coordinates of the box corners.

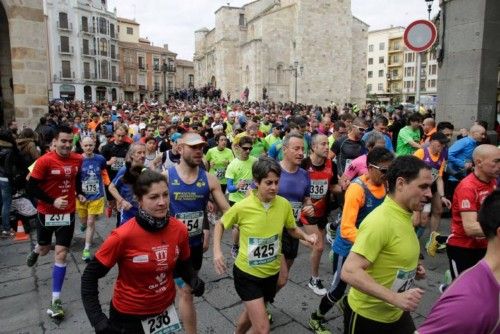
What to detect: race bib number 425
<box><xmin>248</xmin><ymin>235</ymin><xmax>279</xmax><ymax>266</ymax></box>
<box><xmin>391</xmin><ymin>268</ymin><xmax>416</xmax><ymax>293</ymax></box>
<box><xmin>141</xmin><ymin>304</ymin><xmax>181</xmax><ymax>334</ymax></box>
<box><xmin>45</xmin><ymin>213</ymin><xmax>71</xmax><ymax>227</ymax></box>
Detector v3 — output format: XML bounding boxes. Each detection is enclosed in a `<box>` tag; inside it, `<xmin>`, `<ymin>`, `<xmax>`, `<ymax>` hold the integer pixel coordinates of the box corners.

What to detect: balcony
<box><xmin>81</xmin><ymin>26</ymin><xmax>94</xmax><ymax>35</ymax></box>
<box><xmin>153</xmin><ymin>65</ymin><xmax>161</xmax><ymax>72</ymax></box>
<box><xmin>388</xmin><ymin>74</ymin><xmax>402</xmax><ymax>81</ymax></box>
<box><xmin>54</xmin><ymin>72</ymin><xmax>75</xmax><ymax>81</ymax></box>
<box><xmin>82</xmin><ymin>48</ymin><xmax>95</xmax><ymax>57</ymax></box>
<box><xmin>57</xmin><ymin>21</ymin><xmax>73</xmax><ymax>31</ymax></box>
<box><xmin>154</xmin><ymin>83</ymin><xmax>161</xmax><ymax>91</ymax></box>
<box><xmin>388</xmin><ymin>61</ymin><xmax>402</xmax><ymax>67</ymax></box>
<box><xmin>138</xmin><ymin>85</ymin><xmax>147</xmax><ymax>91</ymax></box>
<box><xmin>138</xmin><ymin>64</ymin><xmax>147</xmax><ymax>71</ymax></box>
<box><xmin>112</xmin><ymin>75</ymin><xmax>121</xmax><ymax>83</ymax></box>
<box><xmin>162</xmin><ymin>64</ymin><xmax>176</xmax><ymax>73</ymax></box>
<box><xmin>111</xmin><ymin>53</ymin><xmax>120</xmax><ymax>61</ymax></box>
<box><xmin>110</xmin><ymin>31</ymin><xmax>117</xmax><ymax>40</ymax></box>
<box><xmin>82</xmin><ymin>72</ymin><xmax>96</xmax><ymax>80</ymax></box>
<box><xmin>58</xmin><ymin>45</ymin><xmax>74</xmax><ymax>55</ymax></box>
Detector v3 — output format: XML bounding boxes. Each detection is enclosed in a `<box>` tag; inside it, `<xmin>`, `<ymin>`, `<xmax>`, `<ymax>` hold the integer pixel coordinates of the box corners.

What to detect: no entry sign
<box><xmin>404</xmin><ymin>20</ymin><xmax>437</xmax><ymax>52</ymax></box>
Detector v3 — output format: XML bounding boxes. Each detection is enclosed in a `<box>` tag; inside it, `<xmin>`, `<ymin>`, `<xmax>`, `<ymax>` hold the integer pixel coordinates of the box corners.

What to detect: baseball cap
<box><xmin>182</xmin><ymin>133</ymin><xmax>206</xmax><ymax>146</ymax></box>
<box><xmin>170</xmin><ymin>132</ymin><xmax>182</xmax><ymax>143</ymax></box>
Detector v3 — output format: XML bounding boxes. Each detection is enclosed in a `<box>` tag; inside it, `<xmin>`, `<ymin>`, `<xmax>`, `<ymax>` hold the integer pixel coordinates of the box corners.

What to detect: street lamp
<box><xmin>386</xmin><ymin>72</ymin><xmax>391</xmax><ymax>105</ymax></box>
<box><xmin>289</xmin><ymin>61</ymin><xmax>303</xmax><ymax>104</ymax></box>
<box><xmin>161</xmin><ymin>61</ymin><xmax>167</xmax><ymax>103</ymax></box>
<box><xmin>425</xmin><ymin>0</ymin><xmax>434</xmax><ymax>20</ymax></box>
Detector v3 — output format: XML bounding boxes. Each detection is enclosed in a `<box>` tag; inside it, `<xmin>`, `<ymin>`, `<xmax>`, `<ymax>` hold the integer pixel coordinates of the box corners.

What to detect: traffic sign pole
<box><xmin>415</xmin><ymin>52</ymin><xmax>421</xmax><ymax>111</ymax></box>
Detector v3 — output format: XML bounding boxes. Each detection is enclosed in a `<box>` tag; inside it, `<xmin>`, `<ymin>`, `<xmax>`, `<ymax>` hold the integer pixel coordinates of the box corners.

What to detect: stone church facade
<box><xmin>0</xmin><ymin>0</ymin><xmax>48</xmax><ymax>127</ymax></box>
<box><xmin>194</xmin><ymin>0</ymin><xmax>368</xmax><ymax>106</ymax></box>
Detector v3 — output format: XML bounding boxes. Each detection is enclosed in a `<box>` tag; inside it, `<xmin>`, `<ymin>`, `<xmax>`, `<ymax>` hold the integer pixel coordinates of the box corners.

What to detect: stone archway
<box><xmin>0</xmin><ymin>0</ymin><xmax>48</xmax><ymax>128</ymax></box>
<box><xmin>0</xmin><ymin>2</ymin><xmax>13</xmax><ymax>126</ymax></box>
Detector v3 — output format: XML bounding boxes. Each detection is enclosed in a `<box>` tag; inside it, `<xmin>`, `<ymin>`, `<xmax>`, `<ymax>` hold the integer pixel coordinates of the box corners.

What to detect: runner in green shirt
<box><xmin>264</xmin><ymin>124</ymin><xmax>282</xmax><ymax>147</ymax></box>
<box><xmin>341</xmin><ymin>155</ymin><xmax>432</xmax><ymax>334</ymax></box>
<box><xmin>396</xmin><ymin>113</ymin><xmax>422</xmax><ymax>156</ymax></box>
<box><xmin>205</xmin><ymin>133</ymin><xmax>234</xmax><ymax>193</ymax></box>
<box><xmin>213</xmin><ymin>156</ymin><xmax>317</xmax><ymax>334</ymax></box>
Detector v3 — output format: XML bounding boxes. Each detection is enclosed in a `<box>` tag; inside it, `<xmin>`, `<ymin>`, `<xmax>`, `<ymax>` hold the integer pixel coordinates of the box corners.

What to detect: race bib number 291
<box><xmin>141</xmin><ymin>304</ymin><xmax>181</xmax><ymax>334</ymax></box>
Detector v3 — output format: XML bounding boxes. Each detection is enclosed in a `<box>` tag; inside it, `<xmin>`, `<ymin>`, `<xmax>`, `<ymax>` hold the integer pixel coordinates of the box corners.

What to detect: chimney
<box><xmin>164</xmin><ymin>44</ymin><xmax>169</xmax><ymax>50</ymax></box>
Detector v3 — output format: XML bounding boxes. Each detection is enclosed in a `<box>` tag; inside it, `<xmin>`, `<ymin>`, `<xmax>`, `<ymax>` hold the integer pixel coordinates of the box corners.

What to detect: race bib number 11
<box><xmin>141</xmin><ymin>304</ymin><xmax>181</xmax><ymax>334</ymax></box>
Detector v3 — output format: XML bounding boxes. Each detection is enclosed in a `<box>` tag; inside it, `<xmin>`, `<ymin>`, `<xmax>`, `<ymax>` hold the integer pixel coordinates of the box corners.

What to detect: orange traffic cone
<box><xmin>14</xmin><ymin>220</ymin><xmax>29</xmax><ymax>242</ymax></box>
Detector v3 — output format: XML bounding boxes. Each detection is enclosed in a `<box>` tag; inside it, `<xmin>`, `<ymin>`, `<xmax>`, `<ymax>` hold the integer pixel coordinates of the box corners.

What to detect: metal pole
<box><xmin>415</xmin><ymin>52</ymin><xmax>421</xmax><ymax>110</ymax></box>
<box><xmin>295</xmin><ymin>69</ymin><xmax>298</xmax><ymax>103</ymax></box>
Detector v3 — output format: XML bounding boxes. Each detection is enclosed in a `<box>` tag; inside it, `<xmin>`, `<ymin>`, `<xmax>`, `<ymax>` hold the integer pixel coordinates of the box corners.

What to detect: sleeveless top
<box><xmin>168</xmin><ymin>166</ymin><xmax>210</xmax><ymax>247</ymax></box>
<box><xmin>422</xmin><ymin>147</ymin><xmax>445</xmax><ymax>182</ymax></box>
<box><xmin>333</xmin><ymin>177</ymin><xmax>385</xmax><ymax>257</ymax></box>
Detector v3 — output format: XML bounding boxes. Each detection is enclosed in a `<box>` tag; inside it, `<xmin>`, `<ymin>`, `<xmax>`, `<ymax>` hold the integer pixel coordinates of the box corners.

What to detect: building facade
<box><xmin>194</xmin><ymin>0</ymin><xmax>368</xmax><ymax>106</ymax></box>
<box><xmin>45</xmin><ymin>0</ymin><xmax>121</xmax><ymax>102</ymax></box>
<box><xmin>118</xmin><ymin>18</ymin><xmax>194</xmax><ymax>103</ymax></box>
<box><xmin>0</xmin><ymin>0</ymin><xmax>48</xmax><ymax>127</ymax></box>
<box><xmin>367</xmin><ymin>26</ymin><xmax>438</xmax><ymax>107</ymax></box>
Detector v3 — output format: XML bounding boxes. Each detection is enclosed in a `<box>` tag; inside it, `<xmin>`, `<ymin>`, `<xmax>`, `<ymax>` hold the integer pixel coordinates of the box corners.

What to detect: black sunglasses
<box><xmin>369</xmin><ymin>164</ymin><xmax>388</xmax><ymax>174</ymax></box>
<box><xmin>240</xmin><ymin>146</ymin><xmax>252</xmax><ymax>151</ymax></box>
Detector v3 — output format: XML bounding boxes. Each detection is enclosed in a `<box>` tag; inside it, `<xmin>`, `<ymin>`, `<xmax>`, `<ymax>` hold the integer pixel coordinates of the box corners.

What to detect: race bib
<box><xmin>391</xmin><ymin>268</ymin><xmax>416</xmax><ymax>293</ymax></box>
<box><xmin>238</xmin><ymin>179</ymin><xmax>252</xmax><ymax>193</ymax></box>
<box><xmin>45</xmin><ymin>213</ymin><xmax>71</xmax><ymax>227</ymax></box>
<box><xmin>111</xmin><ymin>157</ymin><xmax>125</xmax><ymax>171</ymax></box>
<box><xmin>82</xmin><ymin>179</ymin><xmax>99</xmax><ymax>195</ymax></box>
<box><xmin>141</xmin><ymin>304</ymin><xmax>181</xmax><ymax>334</ymax></box>
<box><xmin>248</xmin><ymin>235</ymin><xmax>279</xmax><ymax>266</ymax></box>
<box><xmin>310</xmin><ymin>179</ymin><xmax>328</xmax><ymax>199</ymax></box>
<box><xmin>176</xmin><ymin>211</ymin><xmax>203</xmax><ymax>237</ymax></box>
<box><xmin>291</xmin><ymin>201</ymin><xmax>302</xmax><ymax>222</ymax></box>
<box><xmin>215</xmin><ymin>168</ymin><xmax>226</xmax><ymax>179</ymax></box>
<box><xmin>431</xmin><ymin>168</ymin><xmax>439</xmax><ymax>182</ymax></box>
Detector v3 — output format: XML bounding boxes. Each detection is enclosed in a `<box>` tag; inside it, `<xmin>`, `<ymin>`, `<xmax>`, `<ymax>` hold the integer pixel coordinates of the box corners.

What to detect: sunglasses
<box><xmin>240</xmin><ymin>146</ymin><xmax>252</xmax><ymax>151</ymax></box>
<box><xmin>369</xmin><ymin>164</ymin><xmax>388</xmax><ymax>174</ymax></box>
<box><xmin>353</xmin><ymin>125</ymin><xmax>367</xmax><ymax>132</ymax></box>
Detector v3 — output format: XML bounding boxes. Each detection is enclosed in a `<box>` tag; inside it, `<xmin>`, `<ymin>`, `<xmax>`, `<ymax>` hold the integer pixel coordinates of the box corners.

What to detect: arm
<box><xmin>436</xmin><ymin>177</ymin><xmax>451</xmax><ymax>208</ymax></box>
<box><xmin>81</xmin><ymin>258</ymin><xmax>112</xmax><ymax>332</ymax></box>
<box><xmin>226</xmin><ymin>178</ymin><xmax>238</xmax><ymax>193</ymax></box>
<box><xmin>286</xmin><ymin>227</ymin><xmax>317</xmax><ymax>245</ymax></box>
<box><xmin>341</xmin><ymin>252</ymin><xmax>424</xmax><ymax>312</ymax></box>
<box><xmin>208</xmin><ymin>173</ymin><xmax>230</xmax><ymax>213</ymax></box>
<box><xmin>447</xmin><ymin>141</ymin><xmax>465</xmax><ymax>170</ymax></box>
<box><xmin>461</xmin><ymin>211</ymin><xmax>485</xmax><ymax>237</ymax></box>
<box><xmin>27</xmin><ymin>177</ymin><xmax>55</xmax><ymax>205</ymax></box>
<box><xmin>340</xmin><ymin>184</ymin><xmax>364</xmax><ymax>243</ymax></box>
<box><xmin>212</xmin><ymin>222</ymin><xmax>226</xmax><ymax>274</ymax></box>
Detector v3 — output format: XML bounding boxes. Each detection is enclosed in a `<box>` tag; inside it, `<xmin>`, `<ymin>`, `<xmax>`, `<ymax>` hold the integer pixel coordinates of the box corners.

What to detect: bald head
<box><xmin>472</xmin><ymin>144</ymin><xmax>500</xmax><ymax>181</ymax></box>
<box><xmin>469</xmin><ymin>124</ymin><xmax>486</xmax><ymax>143</ymax></box>
<box><xmin>423</xmin><ymin>118</ymin><xmax>435</xmax><ymax>127</ymax></box>
<box><xmin>472</xmin><ymin>144</ymin><xmax>498</xmax><ymax>163</ymax></box>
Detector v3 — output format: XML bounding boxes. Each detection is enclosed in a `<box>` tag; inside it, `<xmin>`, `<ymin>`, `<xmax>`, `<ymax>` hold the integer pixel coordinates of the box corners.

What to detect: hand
<box><xmin>53</xmin><ymin>195</ymin><xmax>68</xmax><ymax>210</ymax></box>
<box><xmin>207</xmin><ymin>200</ymin><xmax>215</xmax><ymax>213</ymax></box>
<box><xmin>301</xmin><ymin>205</ymin><xmax>315</xmax><ymax>217</ymax></box>
<box><xmin>209</xmin><ymin>161</ymin><xmax>215</xmax><ymax>168</ymax></box>
<box><xmin>77</xmin><ymin>194</ymin><xmax>87</xmax><ymax>203</ymax></box>
<box><xmin>237</xmin><ymin>180</ymin><xmax>245</xmax><ymax>189</ymax></box>
<box><xmin>213</xmin><ymin>251</ymin><xmax>227</xmax><ymax>275</ymax></box>
<box><xmin>108</xmin><ymin>157</ymin><xmax>116</xmax><ymax>166</ymax></box>
<box><xmin>190</xmin><ymin>276</ymin><xmax>205</xmax><ymax>297</ymax></box>
<box><xmin>416</xmin><ymin>264</ymin><xmax>426</xmax><ymax>280</ymax></box>
<box><xmin>392</xmin><ymin>288</ymin><xmax>424</xmax><ymax>312</ymax></box>
<box><xmin>118</xmin><ymin>199</ymin><xmax>132</xmax><ymax>211</ymax></box>
<box><xmin>340</xmin><ymin>178</ymin><xmax>351</xmax><ymax>191</ymax></box>
<box><xmin>441</xmin><ymin>196</ymin><xmax>451</xmax><ymax>209</ymax></box>
<box><xmin>303</xmin><ymin>233</ymin><xmax>318</xmax><ymax>246</ymax></box>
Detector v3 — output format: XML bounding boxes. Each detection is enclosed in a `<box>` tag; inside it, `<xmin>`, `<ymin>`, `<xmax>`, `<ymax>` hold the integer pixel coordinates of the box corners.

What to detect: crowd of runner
<box><xmin>0</xmin><ymin>96</ymin><xmax>498</xmax><ymax>334</ymax></box>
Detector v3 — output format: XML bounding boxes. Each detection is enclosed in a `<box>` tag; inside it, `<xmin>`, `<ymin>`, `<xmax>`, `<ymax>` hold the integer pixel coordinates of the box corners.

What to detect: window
<box><xmin>138</xmin><ymin>56</ymin><xmax>145</xmax><ymax>69</ymax></box>
<box><xmin>59</xmin><ymin>12</ymin><xmax>68</xmax><ymax>29</ymax></box>
<box><xmin>99</xmin><ymin>38</ymin><xmax>107</xmax><ymax>56</ymax></box>
<box><xmin>168</xmin><ymin>81</ymin><xmax>173</xmax><ymax>92</ymax></box>
<box><xmin>429</xmin><ymin>64</ymin><xmax>437</xmax><ymax>75</ymax></box>
<box><xmin>82</xmin><ymin>16</ymin><xmax>88</xmax><ymax>32</ymax></box>
<box><xmin>428</xmin><ymin>79</ymin><xmax>436</xmax><ymax>88</ymax></box>
<box><xmin>110</xmin><ymin>24</ymin><xmax>115</xmax><ymax>38</ymax></box>
<box><xmin>367</xmin><ymin>84</ymin><xmax>372</xmax><ymax>92</ymax></box>
<box><xmin>367</xmin><ymin>71</ymin><xmax>373</xmax><ymax>78</ymax></box>
<box><xmin>379</xmin><ymin>42</ymin><xmax>385</xmax><ymax>50</ymax></box>
<box><xmin>239</xmin><ymin>14</ymin><xmax>245</xmax><ymax>27</ymax></box>
<box><xmin>83</xmin><ymin>62</ymin><xmax>90</xmax><ymax>79</ymax></box>
<box><xmin>405</xmin><ymin>53</ymin><xmax>415</xmax><ymax>63</ymax></box>
<box><xmin>368</xmin><ymin>44</ymin><xmax>374</xmax><ymax>52</ymax></box>
<box><xmin>100</xmin><ymin>60</ymin><xmax>108</xmax><ymax>79</ymax></box>
<box><xmin>277</xmin><ymin>64</ymin><xmax>284</xmax><ymax>84</ymax></box>
<box><xmin>378</xmin><ymin>70</ymin><xmax>384</xmax><ymax>77</ymax></box>
<box><xmin>153</xmin><ymin>58</ymin><xmax>160</xmax><ymax>71</ymax></box>
<box><xmin>377</xmin><ymin>83</ymin><xmax>383</xmax><ymax>91</ymax></box>
<box><xmin>99</xmin><ymin>17</ymin><xmax>107</xmax><ymax>34</ymax></box>
<box><xmin>392</xmin><ymin>69</ymin><xmax>398</xmax><ymax>77</ymax></box>
<box><xmin>111</xmin><ymin>65</ymin><xmax>117</xmax><ymax>81</ymax></box>
<box><xmin>111</xmin><ymin>44</ymin><xmax>116</xmax><ymax>59</ymax></box>
<box><xmin>82</xmin><ymin>39</ymin><xmax>89</xmax><ymax>55</ymax></box>
<box><xmin>60</xmin><ymin>36</ymin><xmax>69</xmax><ymax>52</ymax></box>
<box><xmin>368</xmin><ymin>58</ymin><xmax>373</xmax><ymax>65</ymax></box>
<box><xmin>62</xmin><ymin>60</ymin><xmax>71</xmax><ymax>78</ymax></box>
<box><xmin>379</xmin><ymin>56</ymin><xmax>384</xmax><ymax>64</ymax></box>
<box><xmin>189</xmin><ymin>74</ymin><xmax>194</xmax><ymax>85</ymax></box>
<box><xmin>127</xmin><ymin>27</ymin><xmax>133</xmax><ymax>35</ymax></box>
<box><xmin>126</xmin><ymin>71</ymin><xmax>132</xmax><ymax>85</ymax></box>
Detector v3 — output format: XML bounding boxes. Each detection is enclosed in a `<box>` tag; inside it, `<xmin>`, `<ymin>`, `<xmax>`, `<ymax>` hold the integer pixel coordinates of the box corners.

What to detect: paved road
<box><xmin>0</xmin><ymin>215</ymin><xmax>450</xmax><ymax>333</ymax></box>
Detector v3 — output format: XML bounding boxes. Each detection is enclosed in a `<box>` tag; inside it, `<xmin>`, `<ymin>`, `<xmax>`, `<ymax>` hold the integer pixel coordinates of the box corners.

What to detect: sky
<box><xmin>107</xmin><ymin>0</ymin><xmax>439</xmax><ymax>60</ymax></box>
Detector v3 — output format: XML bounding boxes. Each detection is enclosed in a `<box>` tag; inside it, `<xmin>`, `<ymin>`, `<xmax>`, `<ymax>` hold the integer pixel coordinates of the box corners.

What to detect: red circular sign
<box><xmin>404</xmin><ymin>20</ymin><xmax>437</xmax><ymax>52</ymax></box>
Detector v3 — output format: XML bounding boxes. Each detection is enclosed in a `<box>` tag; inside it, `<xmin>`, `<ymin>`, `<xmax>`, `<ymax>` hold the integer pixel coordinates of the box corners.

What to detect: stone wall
<box><xmin>1</xmin><ymin>0</ymin><xmax>48</xmax><ymax>128</ymax></box>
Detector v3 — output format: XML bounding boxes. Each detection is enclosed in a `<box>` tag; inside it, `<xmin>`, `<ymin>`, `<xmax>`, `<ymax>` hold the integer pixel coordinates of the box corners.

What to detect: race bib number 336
<box><xmin>141</xmin><ymin>304</ymin><xmax>181</xmax><ymax>334</ymax></box>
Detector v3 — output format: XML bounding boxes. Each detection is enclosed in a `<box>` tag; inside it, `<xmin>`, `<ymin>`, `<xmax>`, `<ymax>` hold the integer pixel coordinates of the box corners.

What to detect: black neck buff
<box><xmin>135</xmin><ymin>208</ymin><xmax>169</xmax><ymax>232</ymax></box>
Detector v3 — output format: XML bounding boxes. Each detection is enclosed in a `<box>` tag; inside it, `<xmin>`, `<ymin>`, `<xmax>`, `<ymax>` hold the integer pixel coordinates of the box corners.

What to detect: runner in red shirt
<box><xmin>26</xmin><ymin>125</ymin><xmax>83</xmax><ymax>319</ymax></box>
<box><xmin>81</xmin><ymin>170</ymin><xmax>205</xmax><ymax>333</ymax></box>
<box><xmin>447</xmin><ymin>144</ymin><xmax>499</xmax><ymax>280</ymax></box>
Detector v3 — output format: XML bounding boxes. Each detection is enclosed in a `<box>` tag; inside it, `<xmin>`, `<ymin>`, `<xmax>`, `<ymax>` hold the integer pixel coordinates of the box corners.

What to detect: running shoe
<box><xmin>82</xmin><ymin>249</ymin><xmax>91</xmax><ymax>262</ymax></box>
<box><xmin>439</xmin><ymin>270</ymin><xmax>452</xmax><ymax>293</ymax></box>
<box><xmin>437</xmin><ymin>243</ymin><xmax>447</xmax><ymax>251</ymax></box>
<box><xmin>325</xmin><ymin>222</ymin><xmax>337</xmax><ymax>245</ymax></box>
<box><xmin>266</xmin><ymin>304</ymin><xmax>273</xmax><ymax>324</ymax></box>
<box><xmin>230</xmin><ymin>244</ymin><xmax>239</xmax><ymax>259</ymax></box>
<box><xmin>308</xmin><ymin>277</ymin><xmax>327</xmax><ymax>296</ymax></box>
<box><xmin>308</xmin><ymin>311</ymin><xmax>331</xmax><ymax>334</ymax></box>
<box><xmin>80</xmin><ymin>223</ymin><xmax>87</xmax><ymax>233</ymax></box>
<box><xmin>328</xmin><ymin>250</ymin><xmax>334</xmax><ymax>262</ymax></box>
<box><xmin>26</xmin><ymin>251</ymin><xmax>39</xmax><ymax>267</ymax></box>
<box><xmin>47</xmin><ymin>299</ymin><xmax>64</xmax><ymax>319</ymax></box>
<box><xmin>426</xmin><ymin>231</ymin><xmax>440</xmax><ymax>257</ymax></box>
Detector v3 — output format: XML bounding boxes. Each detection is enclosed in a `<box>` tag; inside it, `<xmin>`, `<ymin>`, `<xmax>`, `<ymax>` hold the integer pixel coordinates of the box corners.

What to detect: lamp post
<box><xmin>161</xmin><ymin>61</ymin><xmax>167</xmax><ymax>103</ymax></box>
<box><xmin>386</xmin><ymin>71</ymin><xmax>391</xmax><ymax>105</ymax></box>
<box><xmin>289</xmin><ymin>61</ymin><xmax>303</xmax><ymax>104</ymax></box>
<box><xmin>425</xmin><ymin>0</ymin><xmax>434</xmax><ymax>20</ymax></box>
